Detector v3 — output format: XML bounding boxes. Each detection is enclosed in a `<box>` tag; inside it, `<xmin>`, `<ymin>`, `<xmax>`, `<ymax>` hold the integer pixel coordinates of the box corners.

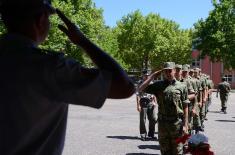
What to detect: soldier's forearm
<box><xmin>137</xmin><ymin>72</ymin><xmax>157</xmax><ymax>92</ymax></box>
<box><xmin>188</xmin><ymin>94</ymin><xmax>195</xmax><ymax>100</ymax></box>
<box><xmin>183</xmin><ymin>106</ymin><xmax>189</xmax><ymax>126</ymax></box>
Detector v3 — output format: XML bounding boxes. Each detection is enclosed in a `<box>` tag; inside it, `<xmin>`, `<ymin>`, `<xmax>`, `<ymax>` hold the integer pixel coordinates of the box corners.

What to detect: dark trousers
<box><xmin>139</xmin><ymin>105</ymin><xmax>156</xmax><ymax>136</ymax></box>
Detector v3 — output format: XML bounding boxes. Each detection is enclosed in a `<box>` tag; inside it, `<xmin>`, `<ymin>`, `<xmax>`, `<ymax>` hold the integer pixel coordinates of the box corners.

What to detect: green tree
<box><xmin>42</xmin><ymin>0</ymin><xmax>117</xmax><ymax>66</ymax></box>
<box><xmin>193</xmin><ymin>0</ymin><xmax>235</xmax><ymax>68</ymax></box>
<box><xmin>117</xmin><ymin>11</ymin><xmax>192</xmax><ymax>72</ymax></box>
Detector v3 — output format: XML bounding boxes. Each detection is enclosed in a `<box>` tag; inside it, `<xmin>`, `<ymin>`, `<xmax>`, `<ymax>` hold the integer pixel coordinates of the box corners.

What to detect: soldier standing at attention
<box><xmin>198</xmin><ymin>69</ymin><xmax>207</xmax><ymax>129</ymax></box>
<box><xmin>181</xmin><ymin>65</ymin><xmax>196</xmax><ymax>134</ymax></box>
<box><xmin>136</xmin><ymin>71</ymin><xmax>157</xmax><ymax>141</ymax></box>
<box><xmin>175</xmin><ymin>64</ymin><xmax>182</xmax><ymax>81</ymax></box>
<box><xmin>138</xmin><ymin>62</ymin><xmax>189</xmax><ymax>155</ymax></box>
<box><xmin>217</xmin><ymin>77</ymin><xmax>231</xmax><ymax>114</ymax></box>
<box><xmin>193</xmin><ymin>68</ymin><xmax>204</xmax><ymax>133</ymax></box>
<box><xmin>205</xmin><ymin>75</ymin><xmax>214</xmax><ymax>119</ymax></box>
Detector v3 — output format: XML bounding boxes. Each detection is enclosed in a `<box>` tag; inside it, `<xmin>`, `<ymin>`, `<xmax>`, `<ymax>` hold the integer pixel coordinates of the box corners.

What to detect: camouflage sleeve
<box><xmin>187</xmin><ymin>80</ymin><xmax>195</xmax><ymax>94</ymax></box>
<box><xmin>197</xmin><ymin>80</ymin><xmax>203</xmax><ymax>91</ymax></box>
<box><xmin>144</xmin><ymin>81</ymin><xmax>160</xmax><ymax>95</ymax></box>
<box><xmin>181</xmin><ymin>84</ymin><xmax>190</xmax><ymax>108</ymax></box>
<box><xmin>200</xmin><ymin>79</ymin><xmax>206</xmax><ymax>90</ymax></box>
<box><xmin>208</xmin><ymin>80</ymin><xmax>212</xmax><ymax>89</ymax></box>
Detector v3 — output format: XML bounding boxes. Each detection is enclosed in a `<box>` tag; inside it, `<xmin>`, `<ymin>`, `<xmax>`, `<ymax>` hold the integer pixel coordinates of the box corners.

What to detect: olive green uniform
<box><xmin>192</xmin><ymin>77</ymin><xmax>203</xmax><ymax>132</ymax></box>
<box><xmin>218</xmin><ymin>81</ymin><xmax>231</xmax><ymax>111</ymax></box>
<box><xmin>144</xmin><ymin>79</ymin><xmax>189</xmax><ymax>155</ymax></box>
<box><xmin>199</xmin><ymin>76</ymin><xmax>207</xmax><ymax>126</ymax></box>
<box><xmin>206</xmin><ymin>79</ymin><xmax>214</xmax><ymax>113</ymax></box>
<box><xmin>180</xmin><ymin>77</ymin><xmax>194</xmax><ymax>133</ymax></box>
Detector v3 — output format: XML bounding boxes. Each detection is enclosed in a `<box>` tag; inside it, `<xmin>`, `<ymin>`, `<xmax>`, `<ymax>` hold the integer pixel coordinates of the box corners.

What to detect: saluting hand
<box><xmin>152</xmin><ymin>69</ymin><xmax>163</xmax><ymax>78</ymax></box>
<box><xmin>56</xmin><ymin>9</ymin><xmax>86</xmax><ymax>45</ymax></box>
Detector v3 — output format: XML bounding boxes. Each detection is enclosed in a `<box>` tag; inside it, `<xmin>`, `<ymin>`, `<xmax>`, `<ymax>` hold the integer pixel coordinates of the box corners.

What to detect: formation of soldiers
<box><xmin>136</xmin><ymin>61</ymin><xmax>231</xmax><ymax>155</ymax></box>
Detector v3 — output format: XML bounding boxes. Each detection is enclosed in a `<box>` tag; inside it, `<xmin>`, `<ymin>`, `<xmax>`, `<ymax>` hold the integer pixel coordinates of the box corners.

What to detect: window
<box><xmin>224</xmin><ymin>75</ymin><xmax>232</xmax><ymax>82</ymax></box>
<box><xmin>192</xmin><ymin>58</ymin><xmax>200</xmax><ymax>68</ymax></box>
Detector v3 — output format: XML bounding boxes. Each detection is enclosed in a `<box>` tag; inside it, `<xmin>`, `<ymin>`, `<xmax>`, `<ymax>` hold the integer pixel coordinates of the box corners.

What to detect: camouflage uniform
<box><xmin>144</xmin><ymin>62</ymin><xmax>189</xmax><ymax>155</ymax></box>
<box><xmin>217</xmin><ymin>79</ymin><xmax>231</xmax><ymax>113</ymax></box>
<box><xmin>192</xmin><ymin>69</ymin><xmax>203</xmax><ymax>132</ymax></box>
<box><xmin>198</xmin><ymin>74</ymin><xmax>207</xmax><ymax>127</ymax></box>
<box><xmin>181</xmin><ymin>65</ymin><xmax>195</xmax><ymax>134</ymax></box>
<box><xmin>206</xmin><ymin>78</ymin><xmax>214</xmax><ymax>114</ymax></box>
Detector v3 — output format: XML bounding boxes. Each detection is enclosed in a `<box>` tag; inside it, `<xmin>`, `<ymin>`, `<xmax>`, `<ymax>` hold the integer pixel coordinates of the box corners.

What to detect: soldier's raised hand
<box><xmin>152</xmin><ymin>69</ymin><xmax>163</xmax><ymax>78</ymax></box>
<box><xmin>56</xmin><ymin>9</ymin><xmax>86</xmax><ymax>45</ymax></box>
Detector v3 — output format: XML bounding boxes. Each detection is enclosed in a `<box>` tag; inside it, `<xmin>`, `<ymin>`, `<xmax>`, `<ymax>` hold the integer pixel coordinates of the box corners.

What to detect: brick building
<box><xmin>191</xmin><ymin>50</ymin><xmax>235</xmax><ymax>89</ymax></box>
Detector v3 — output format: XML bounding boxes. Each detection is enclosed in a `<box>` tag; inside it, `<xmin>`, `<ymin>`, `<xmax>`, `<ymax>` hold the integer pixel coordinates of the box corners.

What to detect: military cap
<box><xmin>182</xmin><ymin>64</ymin><xmax>189</xmax><ymax>71</ymax></box>
<box><xmin>175</xmin><ymin>64</ymin><xmax>182</xmax><ymax>69</ymax></box>
<box><xmin>163</xmin><ymin>62</ymin><xmax>175</xmax><ymax>69</ymax></box>
<box><xmin>186</xmin><ymin>64</ymin><xmax>191</xmax><ymax>68</ymax></box>
<box><xmin>189</xmin><ymin>69</ymin><xmax>194</xmax><ymax>73</ymax></box>
<box><xmin>193</xmin><ymin>68</ymin><xmax>200</xmax><ymax>72</ymax></box>
<box><xmin>0</xmin><ymin>0</ymin><xmax>55</xmax><ymax>17</ymax></box>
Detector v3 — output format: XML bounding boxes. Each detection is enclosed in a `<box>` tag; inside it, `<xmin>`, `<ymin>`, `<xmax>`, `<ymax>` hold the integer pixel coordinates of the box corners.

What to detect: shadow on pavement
<box><xmin>215</xmin><ymin>120</ymin><xmax>235</xmax><ymax>122</ymax></box>
<box><xmin>208</xmin><ymin>111</ymin><xmax>221</xmax><ymax>113</ymax></box>
<box><xmin>126</xmin><ymin>153</ymin><xmax>159</xmax><ymax>155</ymax></box>
<box><xmin>107</xmin><ymin>136</ymin><xmax>140</xmax><ymax>140</ymax></box>
<box><xmin>144</xmin><ymin>137</ymin><xmax>159</xmax><ymax>142</ymax></box>
<box><xmin>232</xmin><ymin>117</ymin><xmax>235</xmax><ymax>119</ymax></box>
<box><xmin>138</xmin><ymin>144</ymin><xmax>160</xmax><ymax>150</ymax></box>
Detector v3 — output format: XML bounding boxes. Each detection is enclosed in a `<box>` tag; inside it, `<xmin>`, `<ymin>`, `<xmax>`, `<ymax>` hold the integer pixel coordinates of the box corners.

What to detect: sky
<box><xmin>93</xmin><ymin>0</ymin><xmax>214</xmax><ymax>29</ymax></box>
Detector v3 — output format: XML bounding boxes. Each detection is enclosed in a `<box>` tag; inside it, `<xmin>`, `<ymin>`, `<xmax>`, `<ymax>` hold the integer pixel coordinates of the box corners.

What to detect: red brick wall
<box><xmin>191</xmin><ymin>50</ymin><xmax>235</xmax><ymax>89</ymax></box>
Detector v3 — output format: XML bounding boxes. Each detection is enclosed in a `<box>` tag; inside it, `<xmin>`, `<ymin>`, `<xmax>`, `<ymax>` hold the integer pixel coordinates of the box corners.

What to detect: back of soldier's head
<box><xmin>0</xmin><ymin>0</ymin><xmax>55</xmax><ymax>30</ymax></box>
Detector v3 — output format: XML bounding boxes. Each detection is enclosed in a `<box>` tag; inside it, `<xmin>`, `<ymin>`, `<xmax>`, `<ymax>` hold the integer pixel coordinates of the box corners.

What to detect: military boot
<box><xmin>224</xmin><ymin>107</ymin><xmax>227</xmax><ymax>114</ymax></box>
<box><xmin>140</xmin><ymin>133</ymin><xmax>147</xmax><ymax>141</ymax></box>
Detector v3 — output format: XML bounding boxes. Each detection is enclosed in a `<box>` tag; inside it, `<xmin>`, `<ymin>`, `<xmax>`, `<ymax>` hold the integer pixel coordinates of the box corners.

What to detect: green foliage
<box><xmin>116</xmin><ymin>11</ymin><xmax>192</xmax><ymax>71</ymax></box>
<box><xmin>0</xmin><ymin>20</ymin><xmax>6</xmax><ymax>35</ymax></box>
<box><xmin>193</xmin><ymin>0</ymin><xmax>235</xmax><ymax>68</ymax></box>
<box><xmin>0</xmin><ymin>0</ymin><xmax>193</xmax><ymax>71</ymax></box>
<box><xmin>41</xmin><ymin>0</ymin><xmax>108</xmax><ymax>66</ymax></box>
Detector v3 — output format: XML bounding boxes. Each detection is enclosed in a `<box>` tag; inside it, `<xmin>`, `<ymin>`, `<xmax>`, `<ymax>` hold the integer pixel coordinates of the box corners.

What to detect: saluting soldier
<box><xmin>0</xmin><ymin>0</ymin><xmax>135</xmax><ymax>154</ymax></box>
<box><xmin>217</xmin><ymin>77</ymin><xmax>231</xmax><ymax>114</ymax></box>
<box><xmin>138</xmin><ymin>62</ymin><xmax>189</xmax><ymax>155</ymax></box>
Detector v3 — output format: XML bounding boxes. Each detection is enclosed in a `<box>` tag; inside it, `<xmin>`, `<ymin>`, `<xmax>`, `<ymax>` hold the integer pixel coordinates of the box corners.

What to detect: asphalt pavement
<box><xmin>63</xmin><ymin>92</ymin><xmax>235</xmax><ymax>155</ymax></box>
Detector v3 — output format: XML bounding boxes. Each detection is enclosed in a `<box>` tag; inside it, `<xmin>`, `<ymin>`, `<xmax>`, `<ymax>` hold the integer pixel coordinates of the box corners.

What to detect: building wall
<box><xmin>191</xmin><ymin>50</ymin><xmax>235</xmax><ymax>89</ymax></box>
